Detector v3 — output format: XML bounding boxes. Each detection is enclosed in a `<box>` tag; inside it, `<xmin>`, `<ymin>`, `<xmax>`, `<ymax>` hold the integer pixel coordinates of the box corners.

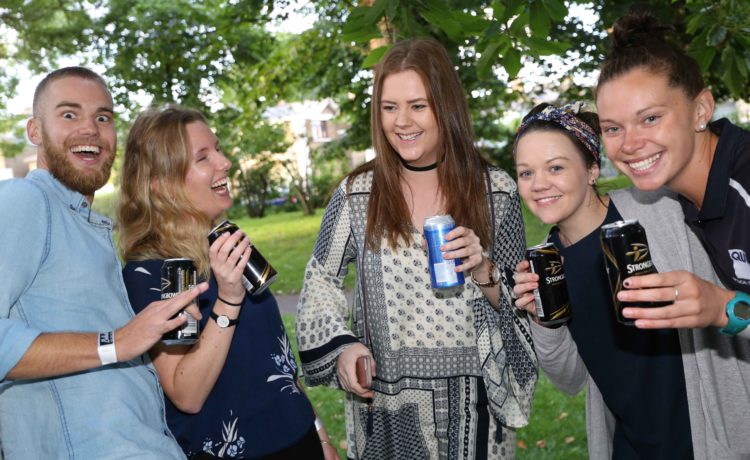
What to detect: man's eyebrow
<box><xmin>55</xmin><ymin>101</ymin><xmax>114</xmax><ymax>114</ymax></box>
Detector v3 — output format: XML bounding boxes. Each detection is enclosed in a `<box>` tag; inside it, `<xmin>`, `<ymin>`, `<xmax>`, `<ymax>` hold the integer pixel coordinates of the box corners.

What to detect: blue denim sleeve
<box><xmin>0</xmin><ymin>179</ymin><xmax>47</xmax><ymax>380</ymax></box>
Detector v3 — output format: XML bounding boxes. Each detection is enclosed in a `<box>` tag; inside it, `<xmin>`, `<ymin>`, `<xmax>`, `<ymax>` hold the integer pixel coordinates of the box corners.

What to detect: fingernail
<box><xmin>622</xmin><ymin>308</ymin><xmax>632</xmax><ymax>317</ymax></box>
<box><xmin>623</xmin><ymin>279</ymin><xmax>631</xmax><ymax>288</ymax></box>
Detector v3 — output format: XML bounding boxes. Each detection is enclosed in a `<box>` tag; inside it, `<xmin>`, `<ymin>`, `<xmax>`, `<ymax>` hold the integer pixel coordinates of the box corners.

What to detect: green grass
<box><xmin>233</xmin><ymin>210</ymin><xmax>327</xmax><ymax>295</ymax></box>
<box><xmin>244</xmin><ymin>175</ymin><xmax>633</xmax><ymax>458</ymax></box>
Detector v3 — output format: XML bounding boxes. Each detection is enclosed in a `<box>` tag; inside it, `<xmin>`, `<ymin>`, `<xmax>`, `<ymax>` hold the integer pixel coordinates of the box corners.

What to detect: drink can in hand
<box><xmin>424</xmin><ymin>215</ymin><xmax>464</xmax><ymax>289</ymax></box>
<box><xmin>526</xmin><ymin>242</ymin><xmax>571</xmax><ymax>325</ymax></box>
<box><xmin>600</xmin><ymin>219</ymin><xmax>670</xmax><ymax>325</ymax></box>
<box><xmin>160</xmin><ymin>258</ymin><xmax>200</xmax><ymax>345</ymax></box>
<box><xmin>208</xmin><ymin>220</ymin><xmax>277</xmax><ymax>296</ymax></box>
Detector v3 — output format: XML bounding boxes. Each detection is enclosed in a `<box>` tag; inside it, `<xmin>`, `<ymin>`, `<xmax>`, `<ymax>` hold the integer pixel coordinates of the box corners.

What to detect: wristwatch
<box><xmin>719</xmin><ymin>291</ymin><xmax>750</xmax><ymax>336</ymax></box>
<box><xmin>471</xmin><ymin>259</ymin><xmax>501</xmax><ymax>287</ymax></box>
<box><xmin>210</xmin><ymin>311</ymin><xmax>240</xmax><ymax>328</ymax></box>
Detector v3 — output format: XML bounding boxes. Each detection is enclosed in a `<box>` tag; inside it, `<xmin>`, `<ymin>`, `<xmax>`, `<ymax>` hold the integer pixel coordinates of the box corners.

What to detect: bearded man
<box><xmin>0</xmin><ymin>67</ymin><xmax>206</xmax><ymax>459</ymax></box>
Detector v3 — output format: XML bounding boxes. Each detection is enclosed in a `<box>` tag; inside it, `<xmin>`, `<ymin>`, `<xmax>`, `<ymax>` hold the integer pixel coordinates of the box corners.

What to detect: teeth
<box><xmin>397</xmin><ymin>132</ymin><xmax>421</xmax><ymax>141</ymax></box>
<box><xmin>71</xmin><ymin>145</ymin><xmax>100</xmax><ymax>154</ymax></box>
<box><xmin>628</xmin><ymin>153</ymin><xmax>661</xmax><ymax>171</ymax></box>
<box><xmin>211</xmin><ymin>179</ymin><xmax>228</xmax><ymax>189</ymax></box>
<box><xmin>537</xmin><ymin>196</ymin><xmax>561</xmax><ymax>204</ymax></box>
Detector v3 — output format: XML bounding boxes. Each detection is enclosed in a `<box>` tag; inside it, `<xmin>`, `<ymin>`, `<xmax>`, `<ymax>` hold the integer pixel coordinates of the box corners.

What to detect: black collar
<box><xmin>400</xmin><ymin>159</ymin><xmax>437</xmax><ymax>172</ymax></box>
<box><xmin>680</xmin><ymin>118</ymin><xmax>743</xmax><ymax>221</ymax></box>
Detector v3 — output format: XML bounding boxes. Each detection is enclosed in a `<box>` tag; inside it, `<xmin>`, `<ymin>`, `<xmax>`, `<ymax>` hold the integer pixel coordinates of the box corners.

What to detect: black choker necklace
<box><xmin>401</xmin><ymin>161</ymin><xmax>438</xmax><ymax>172</ymax></box>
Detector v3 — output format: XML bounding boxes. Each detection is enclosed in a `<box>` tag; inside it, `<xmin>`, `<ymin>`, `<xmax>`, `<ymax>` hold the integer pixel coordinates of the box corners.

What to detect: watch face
<box><xmin>217</xmin><ymin>315</ymin><xmax>230</xmax><ymax>328</ymax></box>
<box><xmin>491</xmin><ymin>265</ymin><xmax>501</xmax><ymax>283</ymax></box>
<box><xmin>734</xmin><ymin>301</ymin><xmax>750</xmax><ymax>321</ymax></box>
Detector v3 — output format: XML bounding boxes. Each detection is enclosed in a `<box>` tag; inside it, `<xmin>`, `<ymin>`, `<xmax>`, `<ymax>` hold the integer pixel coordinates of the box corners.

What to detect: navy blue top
<box><xmin>123</xmin><ymin>260</ymin><xmax>315</xmax><ymax>459</ymax></box>
<box><xmin>679</xmin><ymin>118</ymin><xmax>750</xmax><ymax>292</ymax></box>
<box><xmin>550</xmin><ymin>202</ymin><xmax>693</xmax><ymax>459</ymax></box>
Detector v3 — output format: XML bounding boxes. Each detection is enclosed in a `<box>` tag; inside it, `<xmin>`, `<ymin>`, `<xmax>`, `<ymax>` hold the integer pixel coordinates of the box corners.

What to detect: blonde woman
<box><xmin>118</xmin><ymin>106</ymin><xmax>336</xmax><ymax>459</ymax></box>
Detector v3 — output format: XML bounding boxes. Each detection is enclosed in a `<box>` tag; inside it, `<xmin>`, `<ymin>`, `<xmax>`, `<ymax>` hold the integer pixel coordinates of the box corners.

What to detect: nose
<box><xmin>530</xmin><ymin>172</ymin><xmax>550</xmax><ymax>191</ymax></box>
<box><xmin>620</xmin><ymin>128</ymin><xmax>645</xmax><ymax>154</ymax></box>
<box><xmin>77</xmin><ymin>116</ymin><xmax>99</xmax><ymax>136</ymax></box>
<box><xmin>394</xmin><ymin>109</ymin><xmax>411</xmax><ymax>127</ymax></box>
<box><xmin>217</xmin><ymin>150</ymin><xmax>231</xmax><ymax>172</ymax></box>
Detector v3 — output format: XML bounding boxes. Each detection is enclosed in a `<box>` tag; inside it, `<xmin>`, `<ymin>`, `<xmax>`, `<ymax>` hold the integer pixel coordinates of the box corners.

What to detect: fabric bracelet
<box><xmin>97</xmin><ymin>331</ymin><xmax>117</xmax><ymax>366</ymax></box>
<box><xmin>217</xmin><ymin>294</ymin><xmax>243</xmax><ymax>307</ymax></box>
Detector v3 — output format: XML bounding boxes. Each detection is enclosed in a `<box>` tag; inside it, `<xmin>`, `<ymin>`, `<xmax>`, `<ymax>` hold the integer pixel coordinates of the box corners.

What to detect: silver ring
<box><xmin>674</xmin><ymin>287</ymin><xmax>679</xmax><ymax>301</ymax></box>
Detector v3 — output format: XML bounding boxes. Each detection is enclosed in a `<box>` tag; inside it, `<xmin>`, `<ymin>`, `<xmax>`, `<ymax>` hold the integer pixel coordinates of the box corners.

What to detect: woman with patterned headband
<box><xmin>510</xmin><ymin>102</ymin><xmax>712</xmax><ymax>457</ymax></box>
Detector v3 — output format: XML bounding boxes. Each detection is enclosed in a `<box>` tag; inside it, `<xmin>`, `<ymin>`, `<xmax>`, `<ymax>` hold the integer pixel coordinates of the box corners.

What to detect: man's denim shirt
<box><xmin>0</xmin><ymin>170</ymin><xmax>184</xmax><ymax>459</ymax></box>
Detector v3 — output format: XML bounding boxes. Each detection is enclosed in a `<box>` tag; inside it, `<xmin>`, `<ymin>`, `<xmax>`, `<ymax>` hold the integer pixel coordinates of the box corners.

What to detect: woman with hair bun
<box><xmin>512</xmin><ymin>102</ymin><xmax>697</xmax><ymax>458</ymax></box>
<box><xmin>595</xmin><ymin>10</ymin><xmax>750</xmax><ymax>458</ymax></box>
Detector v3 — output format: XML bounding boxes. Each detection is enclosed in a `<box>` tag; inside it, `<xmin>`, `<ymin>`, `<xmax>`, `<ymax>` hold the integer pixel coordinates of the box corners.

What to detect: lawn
<box><xmin>219</xmin><ymin>176</ymin><xmax>631</xmax><ymax>458</ymax></box>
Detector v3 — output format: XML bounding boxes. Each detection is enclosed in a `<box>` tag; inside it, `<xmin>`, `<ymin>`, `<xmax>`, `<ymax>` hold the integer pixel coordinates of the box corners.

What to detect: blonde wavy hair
<box><xmin>118</xmin><ymin>105</ymin><xmax>215</xmax><ymax>279</ymax></box>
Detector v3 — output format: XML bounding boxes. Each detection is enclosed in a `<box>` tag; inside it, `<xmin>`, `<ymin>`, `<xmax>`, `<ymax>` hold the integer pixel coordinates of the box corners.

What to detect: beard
<box><xmin>42</xmin><ymin>130</ymin><xmax>115</xmax><ymax>197</ymax></box>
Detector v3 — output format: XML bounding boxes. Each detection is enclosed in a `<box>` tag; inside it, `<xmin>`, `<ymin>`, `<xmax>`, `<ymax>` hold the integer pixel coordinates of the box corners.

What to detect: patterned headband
<box><xmin>517</xmin><ymin>102</ymin><xmax>601</xmax><ymax>164</ymax></box>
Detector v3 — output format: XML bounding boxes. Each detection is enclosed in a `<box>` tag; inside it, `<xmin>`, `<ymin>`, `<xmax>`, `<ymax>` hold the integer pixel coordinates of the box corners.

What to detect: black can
<box><xmin>600</xmin><ymin>219</ymin><xmax>670</xmax><ymax>325</ymax></box>
<box><xmin>160</xmin><ymin>258</ymin><xmax>200</xmax><ymax>345</ymax></box>
<box><xmin>207</xmin><ymin>220</ymin><xmax>277</xmax><ymax>296</ymax></box>
<box><xmin>526</xmin><ymin>242</ymin><xmax>571</xmax><ymax>326</ymax></box>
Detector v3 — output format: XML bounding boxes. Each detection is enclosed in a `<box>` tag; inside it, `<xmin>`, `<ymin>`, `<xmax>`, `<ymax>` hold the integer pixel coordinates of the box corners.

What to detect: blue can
<box><xmin>424</xmin><ymin>214</ymin><xmax>464</xmax><ymax>288</ymax></box>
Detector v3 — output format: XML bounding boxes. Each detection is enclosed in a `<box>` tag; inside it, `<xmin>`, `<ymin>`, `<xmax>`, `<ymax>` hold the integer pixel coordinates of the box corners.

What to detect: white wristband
<box><xmin>314</xmin><ymin>416</ymin><xmax>324</xmax><ymax>431</ymax></box>
<box><xmin>98</xmin><ymin>331</ymin><xmax>118</xmax><ymax>366</ymax></box>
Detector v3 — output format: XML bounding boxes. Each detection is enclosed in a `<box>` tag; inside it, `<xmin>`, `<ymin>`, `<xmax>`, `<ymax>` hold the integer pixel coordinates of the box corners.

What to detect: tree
<box><xmin>295</xmin><ymin>0</ymin><xmax>750</xmax><ymax>169</ymax></box>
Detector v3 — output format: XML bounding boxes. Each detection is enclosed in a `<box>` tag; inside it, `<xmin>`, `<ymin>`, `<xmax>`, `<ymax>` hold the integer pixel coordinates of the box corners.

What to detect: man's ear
<box><xmin>27</xmin><ymin>117</ymin><xmax>42</xmax><ymax>146</ymax></box>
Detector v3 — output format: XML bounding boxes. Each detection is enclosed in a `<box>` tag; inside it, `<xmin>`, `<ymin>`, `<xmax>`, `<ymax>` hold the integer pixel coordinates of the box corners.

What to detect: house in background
<box><xmin>250</xmin><ymin>98</ymin><xmax>367</xmax><ymax>196</ymax></box>
<box><xmin>0</xmin><ymin>142</ymin><xmax>35</xmax><ymax>181</ymax></box>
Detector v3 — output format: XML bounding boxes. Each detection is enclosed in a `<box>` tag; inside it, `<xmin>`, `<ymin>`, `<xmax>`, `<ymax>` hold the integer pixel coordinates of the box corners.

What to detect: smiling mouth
<box><xmin>397</xmin><ymin>132</ymin><xmax>422</xmax><ymax>141</ymax></box>
<box><xmin>70</xmin><ymin>145</ymin><xmax>102</xmax><ymax>158</ymax></box>
<box><xmin>211</xmin><ymin>178</ymin><xmax>229</xmax><ymax>191</ymax></box>
<box><xmin>536</xmin><ymin>195</ymin><xmax>561</xmax><ymax>205</ymax></box>
<box><xmin>627</xmin><ymin>153</ymin><xmax>661</xmax><ymax>171</ymax></box>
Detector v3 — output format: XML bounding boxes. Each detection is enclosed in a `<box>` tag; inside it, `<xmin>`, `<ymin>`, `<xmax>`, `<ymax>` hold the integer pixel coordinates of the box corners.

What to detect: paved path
<box><xmin>274</xmin><ymin>291</ymin><xmax>353</xmax><ymax>315</ymax></box>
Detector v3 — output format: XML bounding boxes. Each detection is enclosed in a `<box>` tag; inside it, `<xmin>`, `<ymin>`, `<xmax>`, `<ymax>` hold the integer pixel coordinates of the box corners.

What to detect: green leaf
<box><xmin>709</xmin><ymin>26</ymin><xmax>727</xmax><ymax>46</ymax></box>
<box><xmin>420</xmin><ymin>1</ymin><xmax>463</xmax><ymax>42</ymax></box>
<box><xmin>342</xmin><ymin>6</ymin><xmax>382</xmax><ymax>43</ymax></box>
<box><xmin>735</xmin><ymin>56</ymin><xmax>749</xmax><ymax>79</ymax></box>
<box><xmin>364</xmin><ymin>0</ymin><xmax>391</xmax><ymax>24</ymax></box>
<box><xmin>503</xmin><ymin>46</ymin><xmax>522</xmax><ymax>79</ymax></box>
<box><xmin>542</xmin><ymin>0</ymin><xmax>568</xmax><ymax>22</ymax></box>
<box><xmin>492</xmin><ymin>0</ymin><xmax>506</xmax><ymax>21</ymax></box>
<box><xmin>523</xmin><ymin>35</ymin><xmax>571</xmax><ymax>56</ymax></box>
<box><xmin>477</xmin><ymin>39</ymin><xmax>502</xmax><ymax>80</ymax></box>
<box><xmin>685</xmin><ymin>11</ymin><xmax>706</xmax><ymax>35</ymax></box>
<box><xmin>498</xmin><ymin>0</ymin><xmax>526</xmax><ymax>23</ymax></box>
<box><xmin>509</xmin><ymin>10</ymin><xmax>529</xmax><ymax>35</ymax></box>
<box><xmin>362</xmin><ymin>45</ymin><xmax>392</xmax><ymax>68</ymax></box>
<box><xmin>689</xmin><ymin>45</ymin><xmax>717</xmax><ymax>73</ymax></box>
<box><xmin>529</xmin><ymin>1</ymin><xmax>551</xmax><ymax>37</ymax></box>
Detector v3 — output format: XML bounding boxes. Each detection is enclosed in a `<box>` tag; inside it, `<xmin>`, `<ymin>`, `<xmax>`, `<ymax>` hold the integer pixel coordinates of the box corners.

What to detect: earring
<box><xmin>698</xmin><ymin>123</ymin><xmax>707</xmax><ymax>131</ymax></box>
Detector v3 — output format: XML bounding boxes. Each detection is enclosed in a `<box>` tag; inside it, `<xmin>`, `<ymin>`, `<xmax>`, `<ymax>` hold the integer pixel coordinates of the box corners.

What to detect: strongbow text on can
<box><xmin>161</xmin><ymin>258</ymin><xmax>200</xmax><ymax>345</ymax></box>
<box><xmin>526</xmin><ymin>242</ymin><xmax>571</xmax><ymax>325</ymax></box>
<box><xmin>424</xmin><ymin>215</ymin><xmax>464</xmax><ymax>289</ymax></box>
<box><xmin>600</xmin><ymin>219</ymin><xmax>670</xmax><ymax>325</ymax></box>
<box><xmin>207</xmin><ymin>220</ymin><xmax>277</xmax><ymax>296</ymax></box>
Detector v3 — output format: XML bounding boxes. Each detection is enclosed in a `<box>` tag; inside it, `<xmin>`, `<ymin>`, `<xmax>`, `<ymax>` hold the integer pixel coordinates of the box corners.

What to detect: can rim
<box><xmin>423</xmin><ymin>214</ymin><xmax>454</xmax><ymax>227</ymax></box>
<box><xmin>600</xmin><ymin>219</ymin><xmax>638</xmax><ymax>230</ymax></box>
<box><xmin>527</xmin><ymin>242</ymin><xmax>557</xmax><ymax>251</ymax></box>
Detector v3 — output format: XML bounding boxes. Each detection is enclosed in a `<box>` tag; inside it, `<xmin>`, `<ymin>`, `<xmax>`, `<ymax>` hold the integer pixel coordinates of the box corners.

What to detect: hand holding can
<box><xmin>424</xmin><ymin>215</ymin><xmax>464</xmax><ymax>289</ymax></box>
<box><xmin>160</xmin><ymin>258</ymin><xmax>200</xmax><ymax>345</ymax></box>
<box><xmin>600</xmin><ymin>219</ymin><xmax>670</xmax><ymax>325</ymax></box>
<box><xmin>525</xmin><ymin>243</ymin><xmax>571</xmax><ymax>326</ymax></box>
<box><xmin>208</xmin><ymin>220</ymin><xmax>277</xmax><ymax>296</ymax></box>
